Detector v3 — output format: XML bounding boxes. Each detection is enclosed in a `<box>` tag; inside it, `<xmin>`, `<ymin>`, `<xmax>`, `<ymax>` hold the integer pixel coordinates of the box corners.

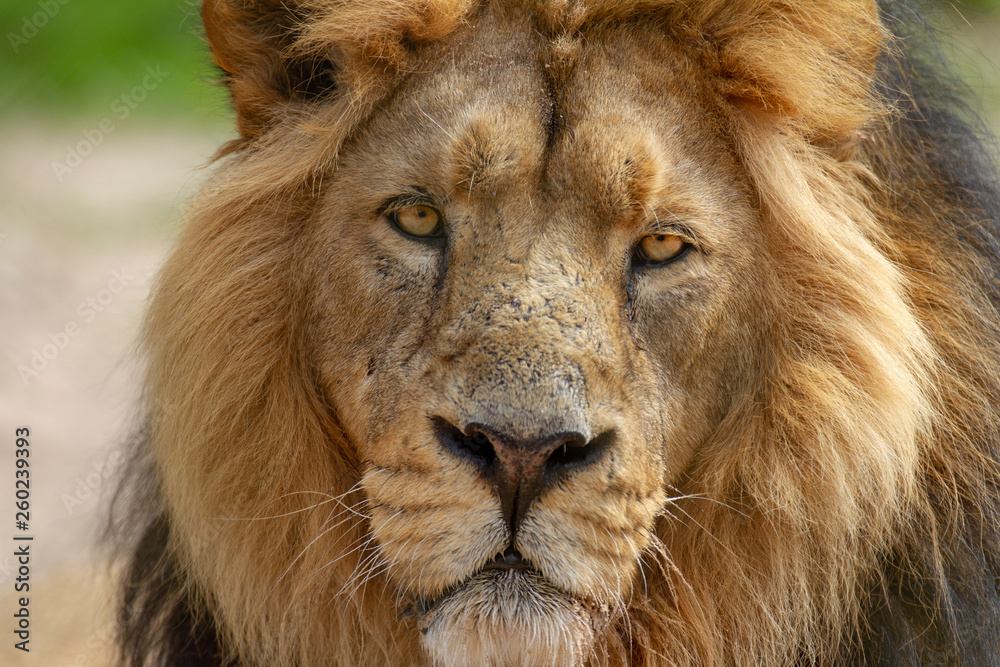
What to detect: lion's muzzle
<box><xmin>426</xmin><ymin>273</ymin><xmax>636</xmax><ymax>516</ymax></box>
<box><xmin>433</xmin><ymin>416</ymin><xmax>616</xmax><ymax>536</ymax></box>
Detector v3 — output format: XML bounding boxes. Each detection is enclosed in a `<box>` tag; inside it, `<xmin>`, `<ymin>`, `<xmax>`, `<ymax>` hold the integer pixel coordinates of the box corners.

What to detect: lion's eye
<box><xmin>392</xmin><ymin>204</ymin><xmax>443</xmax><ymax>238</ymax></box>
<box><xmin>636</xmin><ymin>233</ymin><xmax>688</xmax><ymax>265</ymax></box>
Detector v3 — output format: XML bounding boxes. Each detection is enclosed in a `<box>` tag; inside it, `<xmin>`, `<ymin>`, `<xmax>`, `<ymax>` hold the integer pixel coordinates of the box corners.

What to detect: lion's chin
<box><xmin>416</xmin><ymin>569</ymin><xmax>609</xmax><ymax>667</ymax></box>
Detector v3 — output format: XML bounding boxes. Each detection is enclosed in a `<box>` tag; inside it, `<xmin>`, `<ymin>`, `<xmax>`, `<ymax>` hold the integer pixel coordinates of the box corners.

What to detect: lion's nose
<box><xmin>433</xmin><ymin>418</ymin><xmax>615</xmax><ymax>535</ymax></box>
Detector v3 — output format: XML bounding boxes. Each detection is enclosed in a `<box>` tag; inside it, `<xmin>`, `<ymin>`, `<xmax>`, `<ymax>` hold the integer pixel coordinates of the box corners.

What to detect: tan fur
<box><xmin>132</xmin><ymin>0</ymin><xmax>1000</xmax><ymax>665</ymax></box>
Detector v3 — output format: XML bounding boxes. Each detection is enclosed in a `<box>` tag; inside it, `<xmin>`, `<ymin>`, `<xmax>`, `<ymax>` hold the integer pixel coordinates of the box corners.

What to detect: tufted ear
<box><xmin>689</xmin><ymin>0</ymin><xmax>885</xmax><ymax>143</ymax></box>
<box><xmin>202</xmin><ymin>0</ymin><xmax>333</xmax><ymax>139</ymax></box>
<box><xmin>202</xmin><ymin>0</ymin><xmax>472</xmax><ymax>140</ymax></box>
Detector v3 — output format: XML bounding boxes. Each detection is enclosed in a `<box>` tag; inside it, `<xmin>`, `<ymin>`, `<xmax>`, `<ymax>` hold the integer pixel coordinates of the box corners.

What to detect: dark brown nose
<box><xmin>434</xmin><ymin>418</ymin><xmax>615</xmax><ymax>535</ymax></box>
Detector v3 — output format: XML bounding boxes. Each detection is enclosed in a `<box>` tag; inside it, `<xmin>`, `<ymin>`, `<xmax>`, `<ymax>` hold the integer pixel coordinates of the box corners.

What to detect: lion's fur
<box><xmin>112</xmin><ymin>1</ymin><xmax>1000</xmax><ymax>665</ymax></box>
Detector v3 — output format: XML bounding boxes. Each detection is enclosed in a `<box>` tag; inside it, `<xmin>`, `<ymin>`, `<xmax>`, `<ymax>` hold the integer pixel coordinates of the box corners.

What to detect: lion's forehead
<box><xmin>344</xmin><ymin>7</ymin><xmax>736</xmax><ymax>240</ymax></box>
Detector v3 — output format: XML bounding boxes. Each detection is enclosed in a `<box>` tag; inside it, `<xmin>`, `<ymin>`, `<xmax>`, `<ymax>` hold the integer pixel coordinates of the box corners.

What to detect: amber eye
<box><xmin>392</xmin><ymin>204</ymin><xmax>442</xmax><ymax>238</ymax></box>
<box><xmin>637</xmin><ymin>233</ymin><xmax>688</xmax><ymax>264</ymax></box>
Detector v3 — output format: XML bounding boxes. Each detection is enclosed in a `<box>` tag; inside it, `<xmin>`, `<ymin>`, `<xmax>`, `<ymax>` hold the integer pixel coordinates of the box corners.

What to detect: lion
<box><xmin>109</xmin><ymin>0</ymin><xmax>1000</xmax><ymax>665</ymax></box>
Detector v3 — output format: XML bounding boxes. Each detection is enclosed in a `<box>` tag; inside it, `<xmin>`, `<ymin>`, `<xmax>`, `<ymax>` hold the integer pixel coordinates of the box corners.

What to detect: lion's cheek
<box><xmin>519</xmin><ymin>478</ymin><xmax>667</xmax><ymax>600</ymax></box>
<box><xmin>363</xmin><ymin>464</ymin><xmax>509</xmax><ymax>598</ymax></box>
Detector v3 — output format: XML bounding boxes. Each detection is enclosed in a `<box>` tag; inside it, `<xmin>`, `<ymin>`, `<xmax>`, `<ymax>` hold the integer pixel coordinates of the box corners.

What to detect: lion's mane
<box><xmin>111</xmin><ymin>1</ymin><xmax>1000</xmax><ymax>665</ymax></box>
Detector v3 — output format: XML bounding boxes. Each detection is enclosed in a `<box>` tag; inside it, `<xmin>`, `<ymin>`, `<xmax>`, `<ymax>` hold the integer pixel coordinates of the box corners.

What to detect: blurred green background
<box><xmin>0</xmin><ymin>0</ymin><xmax>229</xmax><ymax>122</ymax></box>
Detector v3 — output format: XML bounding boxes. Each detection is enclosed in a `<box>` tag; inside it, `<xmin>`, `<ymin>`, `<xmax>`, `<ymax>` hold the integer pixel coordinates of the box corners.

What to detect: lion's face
<box><xmin>139</xmin><ymin>1</ymin><xmax>945</xmax><ymax>665</ymax></box>
<box><xmin>305</xmin><ymin>11</ymin><xmax>764</xmax><ymax>663</ymax></box>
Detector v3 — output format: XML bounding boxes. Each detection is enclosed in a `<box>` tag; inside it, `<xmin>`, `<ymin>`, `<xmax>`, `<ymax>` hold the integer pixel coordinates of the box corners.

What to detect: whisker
<box><xmin>416</xmin><ymin>105</ymin><xmax>458</xmax><ymax>142</ymax></box>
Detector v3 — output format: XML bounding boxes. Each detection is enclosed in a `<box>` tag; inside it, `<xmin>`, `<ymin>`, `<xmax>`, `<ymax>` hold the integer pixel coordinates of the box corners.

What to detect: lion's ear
<box><xmin>690</xmin><ymin>0</ymin><xmax>884</xmax><ymax>144</ymax></box>
<box><xmin>203</xmin><ymin>0</ymin><xmax>339</xmax><ymax>139</ymax></box>
<box><xmin>203</xmin><ymin>0</ymin><xmax>471</xmax><ymax>140</ymax></box>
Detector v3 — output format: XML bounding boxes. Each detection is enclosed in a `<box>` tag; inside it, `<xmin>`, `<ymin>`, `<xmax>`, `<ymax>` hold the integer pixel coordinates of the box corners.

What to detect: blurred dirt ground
<box><xmin>0</xmin><ymin>122</ymin><xmax>230</xmax><ymax>666</ymax></box>
<box><xmin>0</xmin><ymin>7</ymin><xmax>997</xmax><ymax>667</ymax></box>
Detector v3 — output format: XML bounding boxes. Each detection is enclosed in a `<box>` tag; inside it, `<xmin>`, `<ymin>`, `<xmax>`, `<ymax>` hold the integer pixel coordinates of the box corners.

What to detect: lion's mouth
<box><xmin>481</xmin><ymin>546</ymin><xmax>534</xmax><ymax>572</ymax></box>
<box><xmin>402</xmin><ymin>547</ymin><xmax>539</xmax><ymax>619</ymax></box>
<box><xmin>404</xmin><ymin>546</ymin><xmax>611</xmax><ymax>640</ymax></box>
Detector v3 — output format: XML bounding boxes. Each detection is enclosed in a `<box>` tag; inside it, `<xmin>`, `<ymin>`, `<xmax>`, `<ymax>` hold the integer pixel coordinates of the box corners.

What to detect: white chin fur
<box><xmin>418</xmin><ymin>570</ymin><xmax>607</xmax><ymax>667</ymax></box>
